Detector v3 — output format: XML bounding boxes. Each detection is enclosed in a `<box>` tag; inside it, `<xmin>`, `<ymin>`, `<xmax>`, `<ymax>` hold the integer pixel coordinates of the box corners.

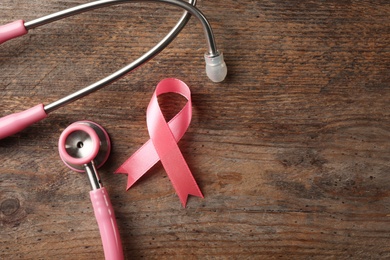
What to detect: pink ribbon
<box><xmin>115</xmin><ymin>78</ymin><xmax>203</xmax><ymax>207</ymax></box>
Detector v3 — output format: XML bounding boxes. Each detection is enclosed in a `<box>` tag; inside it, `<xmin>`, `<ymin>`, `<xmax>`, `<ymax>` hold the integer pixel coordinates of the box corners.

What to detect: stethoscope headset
<box><xmin>0</xmin><ymin>0</ymin><xmax>227</xmax><ymax>259</ymax></box>
<box><xmin>0</xmin><ymin>0</ymin><xmax>227</xmax><ymax>140</ymax></box>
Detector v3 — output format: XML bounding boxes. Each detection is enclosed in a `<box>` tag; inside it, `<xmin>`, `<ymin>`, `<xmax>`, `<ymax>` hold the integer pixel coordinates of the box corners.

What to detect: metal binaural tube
<box><xmin>24</xmin><ymin>0</ymin><xmax>216</xmax><ymax>55</ymax></box>
<box><xmin>37</xmin><ymin>0</ymin><xmax>221</xmax><ymax>113</ymax></box>
<box><xmin>0</xmin><ymin>0</ymin><xmax>226</xmax><ymax>140</ymax></box>
<box><xmin>25</xmin><ymin>0</ymin><xmax>220</xmax><ymax>113</ymax></box>
<box><xmin>84</xmin><ymin>161</ymin><xmax>102</xmax><ymax>190</ymax></box>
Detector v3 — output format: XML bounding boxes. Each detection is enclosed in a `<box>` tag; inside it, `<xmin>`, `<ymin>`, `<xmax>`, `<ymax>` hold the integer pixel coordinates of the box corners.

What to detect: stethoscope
<box><xmin>0</xmin><ymin>0</ymin><xmax>227</xmax><ymax>140</ymax></box>
<box><xmin>1</xmin><ymin>0</ymin><xmax>227</xmax><ymax>259</ymax></box>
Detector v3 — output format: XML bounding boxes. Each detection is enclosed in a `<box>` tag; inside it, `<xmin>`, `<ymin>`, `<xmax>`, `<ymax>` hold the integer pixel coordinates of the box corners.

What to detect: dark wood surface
<box><xmin>1</xmin><ymin>0</ymin><xmax>389</xmax><ymax>259</ymax></box>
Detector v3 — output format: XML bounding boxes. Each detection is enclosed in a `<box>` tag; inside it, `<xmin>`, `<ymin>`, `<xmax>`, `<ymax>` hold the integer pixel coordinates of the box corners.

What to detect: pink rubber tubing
<box><xmin>0</xmin><ymin>104</ymin><xmax>47</xmax><ymax>140</ymax></box>
<box><xmin>90</xmin><ymin>187</ymin><xmax>124</xmax><ymax>260</ymax></box>
<box><xmin>0</xmin><ymin>20</ymin><xmax>27</xmax><ymax>44</ymax></box>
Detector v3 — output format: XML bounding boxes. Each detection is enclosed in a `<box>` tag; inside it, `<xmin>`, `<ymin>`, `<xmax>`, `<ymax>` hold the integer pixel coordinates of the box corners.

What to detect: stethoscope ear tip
<box><xmin>205</xmin><ymin>52</ymin><xmax>227</xmax><ymax>83</ymax></box>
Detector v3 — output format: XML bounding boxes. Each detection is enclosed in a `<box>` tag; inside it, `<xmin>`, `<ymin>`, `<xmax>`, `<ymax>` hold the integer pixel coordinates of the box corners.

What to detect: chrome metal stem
<box><xmin>24</xmin><ymin>0</ymin><xmax>219</xmax><ymax>113</ymax></box>
<box><xmin>25</xmin><ymin>0</ymin><xmax>215</xmax><ymax>53</ymax></box>
<box><xmin>84</xmin><ymin>161</ymin><xmax>102</xmax><ymax>190</ymax></box>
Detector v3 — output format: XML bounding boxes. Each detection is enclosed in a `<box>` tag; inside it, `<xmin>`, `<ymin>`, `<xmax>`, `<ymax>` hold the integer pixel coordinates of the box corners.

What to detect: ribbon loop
<box><xmin>115</xmin><ymin>78</ymin><xmax>203</xmax><ymax>207</ymax></box>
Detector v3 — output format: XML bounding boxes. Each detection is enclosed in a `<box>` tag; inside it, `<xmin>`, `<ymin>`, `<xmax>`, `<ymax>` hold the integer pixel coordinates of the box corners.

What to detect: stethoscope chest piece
<box><xmin>59</xmin><ymin>121</ymin><xmax>111</xmax><ymax>172</ymax></box>
<box><xmin>58</xmin><ymin>121</ymin><xmax>124</xmax><ymax>259</ymax></box>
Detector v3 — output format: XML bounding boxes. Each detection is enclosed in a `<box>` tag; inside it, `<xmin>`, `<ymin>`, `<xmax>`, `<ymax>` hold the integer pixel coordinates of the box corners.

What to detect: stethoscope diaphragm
<box><xmin>58</xmin><ymin>121</ymin><xmax>111</xmax><ymax>172</ymax></box>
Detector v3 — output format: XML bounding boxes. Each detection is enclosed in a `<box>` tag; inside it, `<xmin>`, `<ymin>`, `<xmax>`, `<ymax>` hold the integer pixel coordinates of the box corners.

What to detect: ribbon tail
<box><xmin>114</xmin><ymin>139</ymin><xmax>160</xmax><ymax>190</ymax></box>
<box><xmin>160</xmin><ymin>151</ymin><xmax>203</xmax><ymax>207</ymax></box>
<box><xmin>114</xmin><ymin>164</ymin><xmax>142</xmax><ymax>190</ymax></box>
<box><xmin>176</xmin><ymin>182</ymin><xmax>204</xmax><ymax>208</ymax></box>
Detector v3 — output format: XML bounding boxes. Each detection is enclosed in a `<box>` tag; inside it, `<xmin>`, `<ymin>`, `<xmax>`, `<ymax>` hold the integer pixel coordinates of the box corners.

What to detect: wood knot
<box><xmin>1</xmin><ymin>198</ymin><xmax>20</xmax><ymax>216</ymax></box>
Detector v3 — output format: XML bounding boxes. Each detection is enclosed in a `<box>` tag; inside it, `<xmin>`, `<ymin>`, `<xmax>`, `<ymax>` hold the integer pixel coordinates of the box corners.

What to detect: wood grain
<box><xmin>1</xmin><ymin>0</ymin><xmax>389</xmax><ymax>259</ymax></box>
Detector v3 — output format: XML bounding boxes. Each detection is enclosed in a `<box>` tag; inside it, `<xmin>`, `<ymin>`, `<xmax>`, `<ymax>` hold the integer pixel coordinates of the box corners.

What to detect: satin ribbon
<box><xmin>115</xmin><ymin>78</ymin><xmax>203</xmax><ymax>207</ymax></box>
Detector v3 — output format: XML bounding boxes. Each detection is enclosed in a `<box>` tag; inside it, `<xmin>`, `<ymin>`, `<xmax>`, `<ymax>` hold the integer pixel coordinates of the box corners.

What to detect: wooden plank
<box><xmin>1</xmin><ymin>0</ymin><xmax>389</xmax><ymax>259</ymax></box>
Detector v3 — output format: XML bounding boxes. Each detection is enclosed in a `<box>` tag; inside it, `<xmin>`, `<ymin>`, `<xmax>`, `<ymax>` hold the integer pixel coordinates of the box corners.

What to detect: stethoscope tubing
<box><xmin>90</xmin><ymin>187</ymin><xmax>123</xmax><ymax>260</ymax></box>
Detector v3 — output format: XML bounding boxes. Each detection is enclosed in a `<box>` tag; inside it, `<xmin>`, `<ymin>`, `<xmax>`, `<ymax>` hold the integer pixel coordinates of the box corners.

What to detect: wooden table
<box><xmin>1</xmin><ymin>0</ymin><xmax>389</xmax><ymax>259</ymax></box>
